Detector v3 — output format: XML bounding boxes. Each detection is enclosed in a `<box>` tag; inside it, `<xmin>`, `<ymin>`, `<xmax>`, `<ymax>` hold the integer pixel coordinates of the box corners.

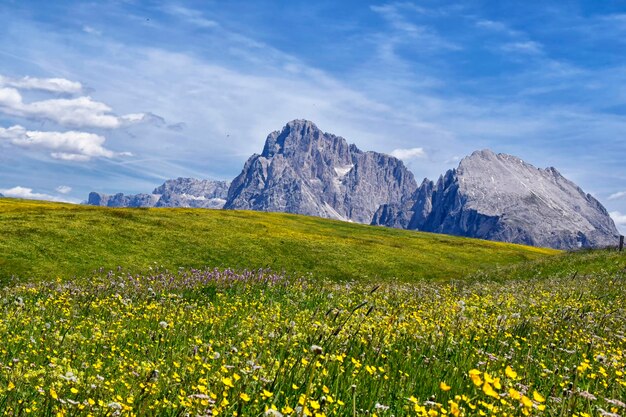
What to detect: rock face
<box><xmin>372</xmin><ymin>150</ymin><xmax>620</xmax><ymax>249</ymax></box>
<box><xmin>87</xmin><ymin>178</ymin><xmax>230</xmax><ymax>209</ymax></box>
<box><xmin>224</xmin><ymin>120</ymin><xmax>417</xmax><ymax>223</ymax></box>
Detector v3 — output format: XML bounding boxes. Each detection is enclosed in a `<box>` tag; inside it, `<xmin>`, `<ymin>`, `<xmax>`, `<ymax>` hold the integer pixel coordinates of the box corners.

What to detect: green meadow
<box><xmin>0</xmin><ymin>198</ymin><xmax>556</xmax><ymax>284</ymax></box>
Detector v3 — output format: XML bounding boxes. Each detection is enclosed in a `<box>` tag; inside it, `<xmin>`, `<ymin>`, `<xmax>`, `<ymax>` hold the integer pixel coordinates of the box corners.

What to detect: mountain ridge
<box><xmin>372</xmin><ymin>149</ymin><xmax>619</xmax><ymax>249</ymax></box>
<box><xmin>85</xmin><ymin>120</ymin><xmax>620</xmax><ymax>249</ymax></box>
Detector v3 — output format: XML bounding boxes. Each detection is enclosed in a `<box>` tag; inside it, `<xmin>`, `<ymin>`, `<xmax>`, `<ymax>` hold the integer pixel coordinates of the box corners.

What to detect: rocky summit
<box><xmin>372</xmin><ymin>149</ymin><xmax>620</xmax><ymax>249</ymax></box>
<box><xmin>224</xmin><ymin>120</ymin><xmax>418</xmax><ymax>223</ymax></box>
<box><xmin>87</xmin><ymin>178</ymin><xmax>230</xmax><ymax>209</ymax></box>
<box><xmin>86</xmin><ymin>121</ymin><xmax>619</xmax><ymax>250</ymax></box>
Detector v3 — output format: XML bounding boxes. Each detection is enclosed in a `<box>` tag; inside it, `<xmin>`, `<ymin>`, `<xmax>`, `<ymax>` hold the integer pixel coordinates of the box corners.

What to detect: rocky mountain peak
<box><xmin>372</xmin><ymin>148</ymin><xmax>619</xmax><ymax>249</ymax></box>
<box><xmin>226</xmin><ymin>121</ymin><xmax>417</xmax><ymax>223</ymax></box>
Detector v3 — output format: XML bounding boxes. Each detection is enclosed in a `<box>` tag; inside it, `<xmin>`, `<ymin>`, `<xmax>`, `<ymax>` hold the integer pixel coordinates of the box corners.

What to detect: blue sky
<box><xmin>1</xmin><ymin>0</ymin><xmax>626</xmax><ymax>231</ymax></box>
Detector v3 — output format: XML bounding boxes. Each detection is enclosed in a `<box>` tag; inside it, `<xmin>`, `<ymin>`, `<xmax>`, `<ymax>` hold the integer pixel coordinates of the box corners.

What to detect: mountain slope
<box><xmin>372</xmin><ymin>150</ymin><xmax>619</xmax><ymax>249</ymax></box>
<box><xmin>88</xmin><ymin>178</ymin><xmax>230</xmax><ymax>209</ymax></box>
<box><xmin>225</xmin><ymin>120</ymin><xmax>417</xmax><ymax>223</ymax></box>
<box><xmin>0</xmin><ymin>198</ymin><xmax>557</xmax><ymax>283</ymax></box>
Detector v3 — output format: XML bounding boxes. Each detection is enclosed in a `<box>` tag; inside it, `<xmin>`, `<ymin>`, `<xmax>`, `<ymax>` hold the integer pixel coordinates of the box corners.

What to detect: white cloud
<box><xmin>610</xmin><ymin>211</ymin><xmax>626</xmax><ymax>233</ymax></box>
<box><xmin>0</xmin><ymin>74</ymin><xmax>82</xmax><ymax>94</ymax></box>
<box><xmin>608</xmin><ymin>191</ymin><xmax>626</xmax><ymax>200</ymax></box>
<box><xmin>163</xmin><ymin>5</ymin><xmax>219</xmax><ymax>29</ymax></box>
<box><xmin>0</xmin><ymin>86</ymin><xmax>148</xmax><ymax>129</ymax></box>
<box><xmin>0</xmin><ymin>125</ymin><xmax>130</xmax><ymax>161</ymax></box>
<box><xmin>55</xmin><ymin>185</ymin><xmax>72</xmax><ymax>194</ymax></box>
<box><xmin>82</xmin><ymin>25</ymin><xmax>102</xmax><ymax>36</ymax></box>
<box><xmin>501</xmin><ymin>41</ymin><xmax>544</xmax><ymax>56</ymax></box>
<box><xmin>390</xmin><ymin>147</ymin><xmax>427</xmax><ymax>160</ymax></box>
<box><xmin>0</xmin><ymin>186</ymin><xmax>76</xmax><ymax>202</ymax></box>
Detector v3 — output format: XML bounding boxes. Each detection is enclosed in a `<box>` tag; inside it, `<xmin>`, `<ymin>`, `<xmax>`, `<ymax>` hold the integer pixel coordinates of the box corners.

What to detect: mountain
<box><xmin>87</xmin><ymin>178</ymin><xmax>230</xmax><ymax>209</ymax></box>
<box><xmin>372</xmin><ymin>150</ymin><xmax>619</xmax><ymax>249</ymax></box>
<box><xmin>224</xmin><ymin>119</ymin><xmax>417</xmax><ymax>223</ymax></box>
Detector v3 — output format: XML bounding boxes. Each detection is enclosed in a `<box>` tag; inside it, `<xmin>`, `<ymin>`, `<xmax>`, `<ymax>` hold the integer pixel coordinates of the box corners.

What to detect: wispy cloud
<box><xmin>56</xmin><ymin>185</ymin><xmax>72</xmax><ymax>194</ymax></box>
<box><xmin>390</xmin><ymin>147</ymin><xmax>426</xmax><ymax>160</ymax></box>
<box><xmin>0</xmin><ymin>125</ymin><xmax>130</xmax><ymax>161</ymax></box>
<box><xmin>0</xmin><ymin>186</ymin><xmax>77</xmax><ymax>202</ymax></box>
<box><xmin>609</xmin><ymin>191</ymin><xmax>626</xmax><ymax>200</ymax></box>
<box><xmin>501</xmin><ymin>41</ymin><xmax>544</xmax><ymax>56</ymax></box>
<box><xmin>0</xmin><ymin>74</ymin><xmax>83</xmax><ymax>94</ymax></box>
<box><xmin>162</xmin><ymin>5</ymin><xmax>219</xmax><ymax>29</ymax></box>
<box><xmin>0</xmin><ymin>86</ymin><xmax>150</xmax><ymax>129</ymax></box>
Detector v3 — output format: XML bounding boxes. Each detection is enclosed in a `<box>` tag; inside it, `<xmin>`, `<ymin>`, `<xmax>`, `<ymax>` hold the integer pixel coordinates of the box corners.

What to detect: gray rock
<box><xmin>87</xmin><ymin>178</ymin><xmax>230</xmax><ymax>209</ymax></box>
<box><xmin>225</xmin><ymin>120</ymin><xmax>417</xmax><ymax>223</ymax></box>
<box><xmin>0</xmin><ymin>193</ymin><xmax>4</xmax><ymax>198</ymax></box>
<box><xmin>372</xmin><ymin>149</ymin><xmax>620</xmax><ymax>249</ymax></box>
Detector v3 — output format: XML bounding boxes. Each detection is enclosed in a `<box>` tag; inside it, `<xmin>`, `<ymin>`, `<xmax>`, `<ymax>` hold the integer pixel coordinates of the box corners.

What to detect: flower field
<box><xmin>0</xmin><ymin>253</ymin><xmax>624</xmax><ymax>416</ymax></box>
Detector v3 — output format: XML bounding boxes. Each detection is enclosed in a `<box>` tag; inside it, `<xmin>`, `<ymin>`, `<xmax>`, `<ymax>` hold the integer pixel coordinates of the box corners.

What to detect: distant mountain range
<box><xmin>88</xmin><ymin>178</ymin><xmax>230</xmax><ymax>209</ymax></box>
<box><xmin>87</xmin><ymin>120</ymin><xmax>620</xmax><ymax>249</ymax></box>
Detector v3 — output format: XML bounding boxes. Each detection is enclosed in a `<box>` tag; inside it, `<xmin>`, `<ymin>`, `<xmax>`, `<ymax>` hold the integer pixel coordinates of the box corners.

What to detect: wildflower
<box><xmin>483</xmin><ymin>382</ymin><xmax>499</xmax><ymax>399</ymax></box>
<box><xmin>505</xmin><ymin>366</ymin><xmax>518</xmax><ymax>379</ymax></box>
<box><xmin>222</xmin><ymin>377</ymin><xmax>234</xmax><ymax>388</ymax></box>
<box><xmin>158</xmin><ymin>321</ymin><xmax>169</xmax><ymax>329</ymax></box>
<box><xmin>310</xmin><ymin>345</ymin><xmax>323</xmax><ymax>355</ymax></box>
<box><xmin>440</xmin><ymin>382</ymin><xmax>451</xmax><ymax>391</ymax></box>
<box><xmin>262</xmin><ymin>389</ymin><xmax>273</xmax><ymax>399</ymax></box>
<box><xmin>240</xmin><ymin>393</ymin><xmax>251</xmax><ymax>402</ymax></box>
<box><xmin>533</xmin><ymin>390</ymin><xmax>545</xmax><ymax>403</ymax></box>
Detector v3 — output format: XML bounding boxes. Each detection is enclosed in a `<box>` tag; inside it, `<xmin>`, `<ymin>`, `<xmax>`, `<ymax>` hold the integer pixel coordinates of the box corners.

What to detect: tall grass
<box><xmin>0</xmin><ymin>251</ymin><xmax>624</xmax><ymax>416</ymax></box>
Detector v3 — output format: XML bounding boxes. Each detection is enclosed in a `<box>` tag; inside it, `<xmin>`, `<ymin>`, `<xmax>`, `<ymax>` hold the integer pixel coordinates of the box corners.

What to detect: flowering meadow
<box><xmin>0</xmin><ymin>257</ymin><xmax>625</xmax><ymax>417</ymax></box>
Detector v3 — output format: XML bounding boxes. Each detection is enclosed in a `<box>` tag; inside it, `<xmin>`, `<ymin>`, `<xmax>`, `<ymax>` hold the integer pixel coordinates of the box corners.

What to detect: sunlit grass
<box><xmin>0</xmin><ymin>198</ymin><xmax>556</xmax><ymax>284</ymax></box>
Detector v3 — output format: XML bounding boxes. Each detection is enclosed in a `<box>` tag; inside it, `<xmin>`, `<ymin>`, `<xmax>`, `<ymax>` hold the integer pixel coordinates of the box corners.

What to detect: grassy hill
<box><xmin>0</xmin><ymin>198</ymin><xmax>558</xmax><ymax>283</ymax></box>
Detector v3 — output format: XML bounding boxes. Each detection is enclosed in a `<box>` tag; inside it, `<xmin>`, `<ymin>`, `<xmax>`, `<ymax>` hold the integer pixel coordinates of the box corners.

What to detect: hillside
<box><xmin>0</xmin><ymin>198</ymin><xmax>557</xmax><ymax>283</ymax></box>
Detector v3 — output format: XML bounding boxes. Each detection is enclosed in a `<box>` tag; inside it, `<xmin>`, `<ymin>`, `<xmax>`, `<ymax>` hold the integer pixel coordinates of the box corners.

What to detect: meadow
<box><xmin>0</xmin><ymin>250</ymin><xmax>624</xmax><ymax>416</ymax></box>
<box><xmin>0</xmin><ymin>199</ymin><xmax>556</xmax><ymax>284</ymax></box>
<box><xmin>0</xmin><ymin>199</ymin><xmax>624</xmax><ymax>416</ymax></box>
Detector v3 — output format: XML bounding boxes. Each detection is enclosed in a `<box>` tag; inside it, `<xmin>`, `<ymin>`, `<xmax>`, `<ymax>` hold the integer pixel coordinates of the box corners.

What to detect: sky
<box><xmin>1</xmin><ymin>0</ymin><xmax>626</xmax><ymax>232</ymax></box>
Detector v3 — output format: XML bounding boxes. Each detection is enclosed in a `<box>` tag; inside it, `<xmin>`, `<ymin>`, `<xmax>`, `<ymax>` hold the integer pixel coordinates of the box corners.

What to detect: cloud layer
<box><xmin>0</xmin><ymin>74</ymin><xmax>82</xmax><ymax>94</ymax></box>
<box><xmin>0</xmin><ymin>186</ymin><xmax>76</xmax><ymax>202</ymax></box>
<box><xmin>390</xmin><ymin>147</ymin><xmax>427</xmax><ymax>160</ymax></box>
<box><xmin>0</xmin><ymin>86</ymin><xmax>147</xmax><ymax>129</ymax></box>
<box><xmin>0</xmin><ymin>125</ymin><xmax>129</xmax><ymax>161</ymax></box>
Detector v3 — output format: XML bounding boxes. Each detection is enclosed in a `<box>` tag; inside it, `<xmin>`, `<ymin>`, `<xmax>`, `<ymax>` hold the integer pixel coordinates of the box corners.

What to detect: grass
<box><xmin>0</xmin><ymin>250</ymin><xmax>624</xmax><ymax>416</ymax></box>
<box><xmin>0</xmin><ymin>198</ymin><xmax>558</xmax><ymax>284</ymax></box>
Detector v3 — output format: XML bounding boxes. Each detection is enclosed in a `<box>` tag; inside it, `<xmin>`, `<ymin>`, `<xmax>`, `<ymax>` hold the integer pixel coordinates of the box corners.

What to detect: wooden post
<box><xmin>620</xmin><ymin>235</ymin><xmax>624</xmax><ymax>252</ymax></box>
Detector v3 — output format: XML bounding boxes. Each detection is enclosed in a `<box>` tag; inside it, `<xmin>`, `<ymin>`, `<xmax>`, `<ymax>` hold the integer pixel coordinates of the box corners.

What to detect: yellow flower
<box><xmin>521</xmin><ymin>395</ymin><xmax>533</xmax><ymax>408</ymax></box>
<box><xmin>70</xmin><ymin>388</ymin><xmax>78</xmax><ymax>394</ymax></box>
<box><xmin>482</xmin><ymin>382</ymin><xmax>499</xmax><ymax>398</ymax></box>
<box><xmin>509</xmin><ymin>388</ymin><xmax>521</xmax><ymax>400</ymax></box>
<box><xmin>310</xmin><ymin>400</ymin><xmax>320</xmax><ymax>410</ymax></box>
<box><xmin>532</xmin><ymin>390</ymin><xmax>545</xmax><ymax>403</ymax></box>
<box><xmin>7</xmin><ymin>381</ymin><xmax>15</xmax><ymax>391</ymax></box>
<box><xmin>505</xmin><ymin>366</ymin><xmax>518</xmax><ymax>379</ymax></box>
<box><xmin>239</xmin><ymin>393</ymin><xmax>251</xmax><ymax>402</ymax></box>
<box><xmin>469</xmin><ymin>369</ymin><xmax>483</xmax><ymax>387</ymax></box>
<box><xmin>261</xmin><ymin>389</ymin><xmax>273</xmax><ymax>399</ymax></box>
<box><xmin>222</xmin><ymin>377</ymin><xmax>234</xmax><ymax>388</ymax></box>
<box><xmin>50</xmin><ymin>388</ymin><xmax>58</xmax><ymax>400</ymax></box>
<box><xmin>440</xmin><ymin>381</ymin><xmax>451</xmax><ymax>391</ymax></box>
